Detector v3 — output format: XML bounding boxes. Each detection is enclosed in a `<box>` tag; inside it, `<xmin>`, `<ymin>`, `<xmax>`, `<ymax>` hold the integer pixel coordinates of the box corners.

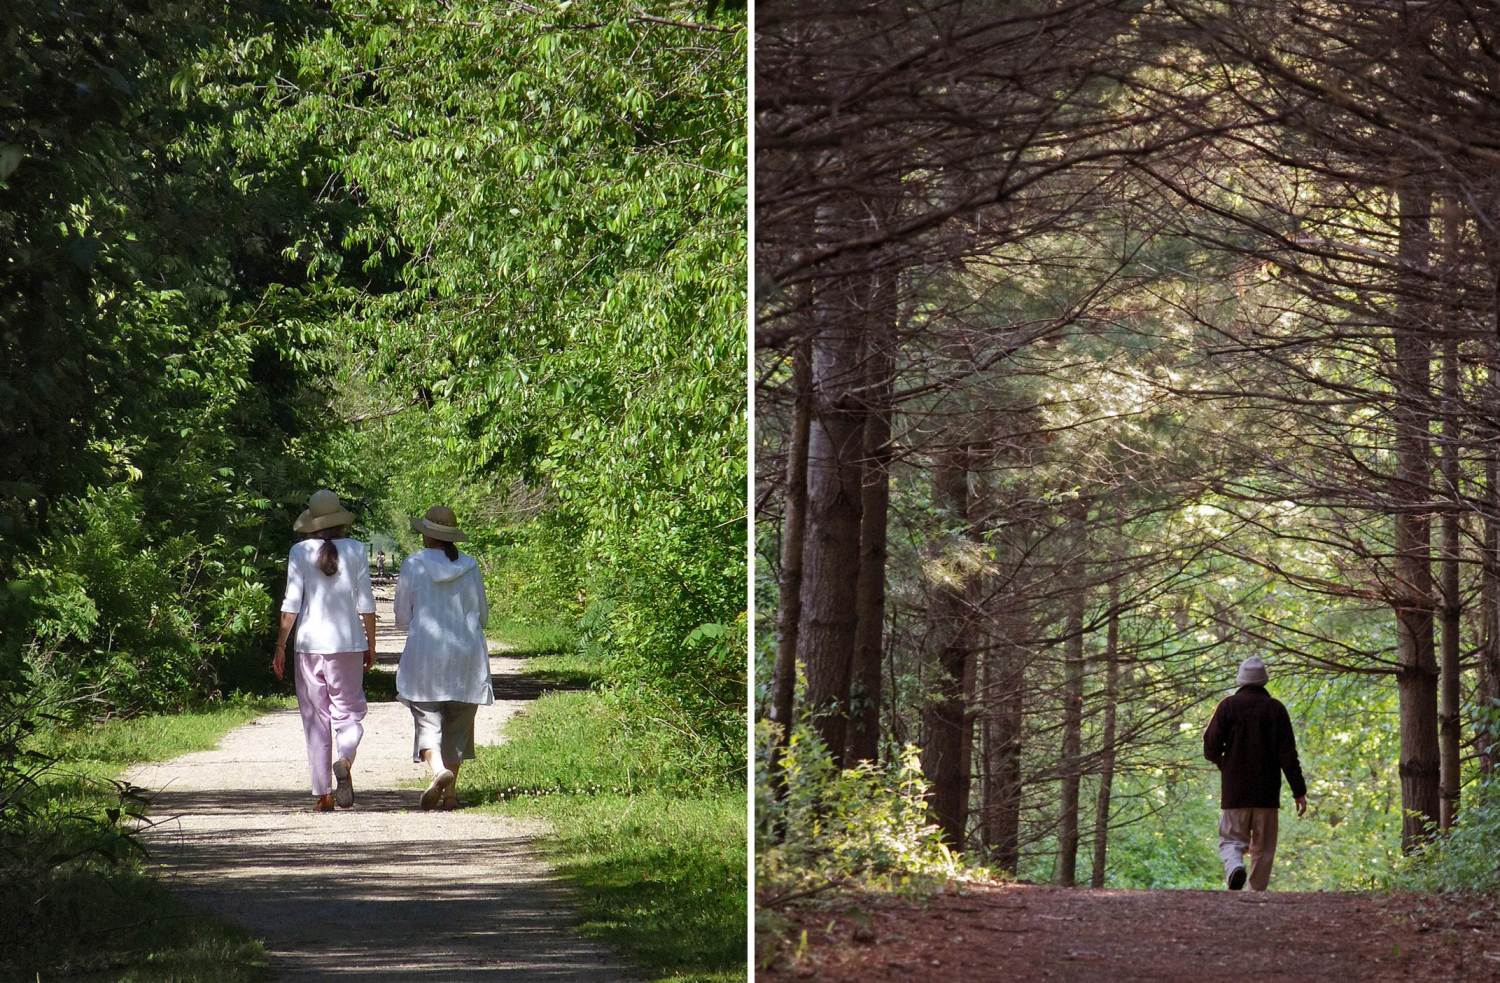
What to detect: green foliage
<box><xmin>16</xmin><ymin>488</ymin><xmax>271</xmax><ymax>715</ymax></box>
<box><xmin>226</xmin><ymin>0</ymin><xmax>749</xmax><ymax>768</ymax></box>
<box><xmin>1397</xmin><ymin>773</ymin><xmax>1500</xmax><ymax>894</ymax></box>
<box><xmin>755</xmin><ymin>721</ymin><xmax>969</xmax><ymax>896</ymax></box>
<box><xmin>466</xmin><ymin>689</ymin><xmax>746</xmax><ymax>982</ymax></box>
<box><xmin>1396</xmin><ymin>704</ymin><xmax>1500</xmax><ymax>894</ymax></box>
<box><xmin>1</xmin><ymin>0</ymin><xmax>367</xmax><ymax>712</ymax></box>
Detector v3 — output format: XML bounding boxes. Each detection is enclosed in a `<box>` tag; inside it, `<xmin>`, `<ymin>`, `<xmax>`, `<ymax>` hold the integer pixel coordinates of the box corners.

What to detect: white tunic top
<box><xmin>280</xmin><ymin>538</ymin><xmax>377</xmax><ymax>654</ymax></box>
<box><xmin>394</xmin><ymin>549</ymin><xmax>493</xmax><ymax>705</ymax></box>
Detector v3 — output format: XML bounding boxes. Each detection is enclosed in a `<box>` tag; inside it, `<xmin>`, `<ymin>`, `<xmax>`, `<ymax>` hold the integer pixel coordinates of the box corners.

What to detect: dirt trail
<box><xmin>125</xmin><ymin>583</ymin><xmax>631</xmax><ymax>980</ymax></box>
<box><xmin>762</xmin><ymin>883</ymin><xmax>1500</xmax><ymax>981</ymax></box>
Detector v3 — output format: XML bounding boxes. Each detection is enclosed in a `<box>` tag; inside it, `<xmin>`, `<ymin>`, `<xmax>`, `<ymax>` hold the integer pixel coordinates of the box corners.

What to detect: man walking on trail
<box><xmin>1203</xmin><ymin>656</ymin><xmax>1308</xmax><ymax>891</ymax></box>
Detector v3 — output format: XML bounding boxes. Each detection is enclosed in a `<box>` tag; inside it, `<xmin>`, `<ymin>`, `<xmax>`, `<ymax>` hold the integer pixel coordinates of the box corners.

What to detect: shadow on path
<box><xmin>125</xmin><ymin>586</ymin><xmax>632</xmax><ymax>981</ymax></box>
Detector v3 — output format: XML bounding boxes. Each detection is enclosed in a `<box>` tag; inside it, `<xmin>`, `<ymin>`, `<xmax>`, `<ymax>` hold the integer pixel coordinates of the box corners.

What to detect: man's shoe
<box><xmin>1227</xmin><ymin>865</ymin><xmax>1247</xmax><ymax>890</ymax></box>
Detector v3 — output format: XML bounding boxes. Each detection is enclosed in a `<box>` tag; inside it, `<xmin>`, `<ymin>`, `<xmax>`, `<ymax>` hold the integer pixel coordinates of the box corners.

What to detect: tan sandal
<box><xmin>313</xmin><ymin>794</ymin><xmax>335</xmax><ymax>812</ymax></box>
<box><xmin>420</xmin><ymin>769</ymin><xmax>455</xmax><ymax>811</ymax></box>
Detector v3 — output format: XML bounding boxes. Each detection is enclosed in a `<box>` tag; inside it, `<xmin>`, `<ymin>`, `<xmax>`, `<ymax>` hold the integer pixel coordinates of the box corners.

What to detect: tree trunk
<box><xmin>1393</xmin><ymin>181</ymin><xmax>1441</xmax><ymax>851</ymax></box>
<box><xmin>1483</xmin><ymin>440</ymin><xmax>1500</xmax><ymax>776</ymax></box>
<box><xmin>1056</xmin><ymin>572</ymin><xmax>1087</xmax><ymax>887</ymax></box>
<box><xmin>922</xmin><ymin>444</ymin><xmax>977</xmax><ymax>850</ymax></box>
<box><xmin>769</xmin><ymin>342</ymin><xmax>812</xmax><ymax>793</ymax></box>
<box><xmin>845</xmin><ymin>316</ymin><xmax>895</xmax><ymax>765</ymax></box>
<box><xmin>982</xmin><ymin>597</ymin><xmax>1027</xmax><ymax>872</ymax></box>
<box><xmin>1438</xmin><ymin>218</ymin><xmax>1462</xmax><ymax>831</ymax></box>
<box><xmin>797</xmin><ymin>202</ymin><xmax>869</xmax><ymax>764</ymax></box>
<box><xmin>1090</xmin><ymin>577</ymin><xmax>1120</xmax><ymax>889</ymax></box>
<box><xmin>1435</xmin><ymin>197</ymin><xmax>1462</xmax><ymax>829</ymax></box>
<box><xmin>1477</xmin><ymin>231</ymin><xmax>1500</xmax><ymax>776</ymax></box>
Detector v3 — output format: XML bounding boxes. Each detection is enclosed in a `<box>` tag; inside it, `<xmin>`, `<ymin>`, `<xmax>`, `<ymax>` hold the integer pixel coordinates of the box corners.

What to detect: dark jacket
<box><xmin>1203</xmin><ymin>684</ymin><xmax>1307</xmax><ymax>809</ymax></box>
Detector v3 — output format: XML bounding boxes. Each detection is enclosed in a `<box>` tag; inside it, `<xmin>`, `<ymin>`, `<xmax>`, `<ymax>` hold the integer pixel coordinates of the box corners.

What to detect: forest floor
<box><xmin>124</xmin><ymin>584</ymin><xmax>633</xmax><ymax>981</ymax></box>
<box><xmin>759</xmin><ymin>883</ymin><xmax>1500</xmax><ymax>981</ymax></box>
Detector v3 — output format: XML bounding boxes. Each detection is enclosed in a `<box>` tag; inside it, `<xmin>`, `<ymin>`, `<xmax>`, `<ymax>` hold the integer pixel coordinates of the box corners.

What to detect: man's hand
<box><xmin>364</xmin><ymin>647</ymin><xmax>376</xmax><ymax>671</ymax></box>
<box><xmin>271</xmin><ymin>646</ymin><xmax>286</xmax><ymax>681</ymax></box>
<box><xmin>1295</xmin><ymin>796</ymin><xmax>1308</xmax><ymax>818</ymax></box>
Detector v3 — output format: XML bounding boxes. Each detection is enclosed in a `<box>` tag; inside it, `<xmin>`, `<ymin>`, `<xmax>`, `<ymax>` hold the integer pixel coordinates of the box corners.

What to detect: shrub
<box><xmin>1396</xmin><ymin>771</ymin><xmax>1500</xmax><ymax>894</ymax></box>
<box><xmin>15</xmin><ymin>486</ymin><xmax>272</xmax><ymax>719</ymax></box>
<box><xmin>755</xmin><ymin>719</ymin><xmax>968</xmax><ymax>899</ymax></box>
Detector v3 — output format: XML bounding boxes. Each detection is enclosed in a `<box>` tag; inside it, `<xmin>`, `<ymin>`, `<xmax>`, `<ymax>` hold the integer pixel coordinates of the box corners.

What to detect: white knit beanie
<box><xmin>1236</xmin><ymin>656</ymin><xmax>1268</xmax><ymax>686</ymax></box>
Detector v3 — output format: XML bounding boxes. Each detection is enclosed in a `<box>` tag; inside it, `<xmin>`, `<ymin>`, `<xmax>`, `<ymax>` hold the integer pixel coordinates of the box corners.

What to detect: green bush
<box><xmin>755</xmin><ymin>720</ymin><xmax>968</xmax><ymax>898</ymax></box>
<box><xmin>1397</xmin><ymin>767</ymin><xmax>1500</xmax><ymax>894</ymax></box>
<box><xmin>16</xmin><ymin>487</ymin><xmax>272</xmax><ymax>718</ymax></box>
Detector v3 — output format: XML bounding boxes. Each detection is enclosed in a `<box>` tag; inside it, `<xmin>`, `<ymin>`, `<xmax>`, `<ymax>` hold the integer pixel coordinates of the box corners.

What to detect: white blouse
<box><xmin>280</xmin><ymin>538</ymin><xmax>376</xmax><ymax>654</ymax></box>
<box><xmin>394</xmin><ymin>549</ymin><xmax>493</xmax><ymax>705</ymax></box>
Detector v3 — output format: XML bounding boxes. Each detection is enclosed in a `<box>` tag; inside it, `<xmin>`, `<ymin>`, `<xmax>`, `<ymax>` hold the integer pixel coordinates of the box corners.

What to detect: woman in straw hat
<box><xmin>272</xmin><ymin>490</ymin><xmax>377</xmax><ymax>812</ymax></box>
<box><xmin>394</xmin><ymin>506</ymin><xmax>493</xmax><ymax>810</ymax></box>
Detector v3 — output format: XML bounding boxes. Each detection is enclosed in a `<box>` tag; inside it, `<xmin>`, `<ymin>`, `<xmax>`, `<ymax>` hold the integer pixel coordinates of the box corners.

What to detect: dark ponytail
<box><xmin>442</xmin><ymin>540</ymin><xmax>459</xmax><ymax>562</ymax></box>
<box><xmin>315</xmin><ymin>527</ymin><xmax>345</xmax><ymax>576</ymax></box>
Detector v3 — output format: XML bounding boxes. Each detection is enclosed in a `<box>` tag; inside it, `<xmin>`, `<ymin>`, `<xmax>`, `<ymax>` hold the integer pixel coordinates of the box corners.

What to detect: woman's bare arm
<box><xmin>271</xmin><ymin>611</ymin><xmax>297</xmax><ymax>680</ymax></box>
<box><xmin>363</xmin><ymin>611</ymin><xmax>377</xmax><ymax>669</ymax></box>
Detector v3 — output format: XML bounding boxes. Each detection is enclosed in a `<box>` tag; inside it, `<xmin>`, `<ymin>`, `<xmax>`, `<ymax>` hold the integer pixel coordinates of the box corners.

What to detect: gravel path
<box><xmin>125</xmin><ymin>584</ymin><xmax>631</xmax><ymax>980</ymax></box>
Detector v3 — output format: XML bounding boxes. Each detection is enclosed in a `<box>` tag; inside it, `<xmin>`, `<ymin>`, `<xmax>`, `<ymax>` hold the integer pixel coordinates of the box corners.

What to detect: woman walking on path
<box><xmin>272</xmin><ymin>490</ymin><xmax>376</xmax><ymax>812</ymax></box>
<box><xmin>395</xmin><ymin>506</ymin><xmax>493</xmax><ymax>810</ymax></box>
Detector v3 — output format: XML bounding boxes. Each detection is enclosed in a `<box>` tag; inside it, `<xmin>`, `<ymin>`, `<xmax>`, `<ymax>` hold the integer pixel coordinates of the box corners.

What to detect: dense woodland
<box><xmin>1</xmin><ymin>2</ymin><xmax>745</xmax><ymax>976</ymax></box>
<box><xmin>756</xmin><ymin>0</ymin><xmax>1500</xmax><ymax>896</ymax></box>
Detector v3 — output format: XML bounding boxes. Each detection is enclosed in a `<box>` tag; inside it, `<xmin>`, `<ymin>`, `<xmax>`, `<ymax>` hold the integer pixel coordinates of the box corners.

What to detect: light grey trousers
<box><xmin>1218</xmin><ymin>807</ymin><xmax>1279</xmax><ymax>891</ymax></box>
<box><xmin>404</xmin><ymin>699</ymin><xmax>479</xmax><ymax>772</ymax></box>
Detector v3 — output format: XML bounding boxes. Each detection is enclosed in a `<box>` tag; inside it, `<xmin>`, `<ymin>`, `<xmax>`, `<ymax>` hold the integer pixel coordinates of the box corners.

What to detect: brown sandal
<box><xmin>313</xmin><ymin>794</ymin><xmax>335</xmax><ymax>812</ymax></box>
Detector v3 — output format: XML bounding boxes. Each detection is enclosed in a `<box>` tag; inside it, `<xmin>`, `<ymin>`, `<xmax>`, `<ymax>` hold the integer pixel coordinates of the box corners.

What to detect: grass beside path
<box><xmin>465</xmin><ymin>682</ymin><xmax>747</xmax><ymax>982</ymax></box>
<box><xmin>491</xmin><ymin>616</ymin><xmax>601</xmax><ymax>687</ymax></box>
<box><xmin>4</xmin><ymin>695</ymin><xmax>291</xmax><ymax>983</ymax></box>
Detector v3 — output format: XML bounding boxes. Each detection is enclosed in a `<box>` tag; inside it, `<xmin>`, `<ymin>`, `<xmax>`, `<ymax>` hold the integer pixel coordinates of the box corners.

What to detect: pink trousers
<box><xmin>294</xmin><ymin>650</ymin><xmax>367</xmax><ymax>796</ymax></box>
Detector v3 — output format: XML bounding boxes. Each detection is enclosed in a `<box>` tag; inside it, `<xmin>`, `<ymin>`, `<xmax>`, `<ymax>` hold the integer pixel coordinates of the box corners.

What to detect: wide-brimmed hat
<box><xmin>1236</xmin><ymin>656</ymin><xmax>1268</xmax><ymax>686</ymax></box>
<box><xmin>410</xmin><ymin>505</ymin><xmax>467</xmax><ymax>542</ymax></box>
<box><xmin>293</xmin><ymin>489</ymin><xmax>356</xmax><ymax>534</ymax></box>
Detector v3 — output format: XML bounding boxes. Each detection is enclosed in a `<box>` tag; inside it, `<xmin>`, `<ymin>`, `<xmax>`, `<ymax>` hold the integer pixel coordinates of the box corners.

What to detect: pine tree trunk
<box><xmin>1438</xmin><ymin>281</ymin><xmax>1462</xmax><ymax>832</ymax></box>
<box><xmin>797</xmin><ymin>198</ymin><xmax>869</xmax><ymax>764</ymax></box>
<box><xmin>922</xmin><ymin>444</ymin><xmax>977</xmax><ymax>849</ymax></box>
<box><xmin>769</xmin><ymin>342</ymin><xmax>812</xmax><ymax>794</ymax></box>
<box><xmin>845</xmin><ymin>331</ymin><xmax>894</xmax><ymax>765</ymax></box>
<box><xmin>1393</xmin><ymin>182</ymin><xmax>1441</xmax><ymax>851</ymax></box>
<box><xmin>1481</xmin><ymin>268</ymin><xmax>1500</xmax><ymax>777</ymax></box>
<box><xmin>1483</xmin><ymin>441</ymin><xmax>1500</xmax><ymax>776</ymax></box>
<box><xmin>1090</xmin><ymin>578</ymin><xmax>1119</xmax><ymax>888</ymax></box>
<box><xmin>982</xmin><ymin>599</ymin><xmax>1027</xmax><ymax>872</ymax></box>
<box><xmin>1055</xmin><ymin>575</ymin><xmax>1086</xmax><ymax>887</ymax></box>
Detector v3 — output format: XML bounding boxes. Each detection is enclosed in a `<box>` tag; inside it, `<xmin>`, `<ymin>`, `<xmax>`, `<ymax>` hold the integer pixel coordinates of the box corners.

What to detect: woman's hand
<box><xmin>272</xmin><ymin>646</ymin><xmax>286</xmax><ymax>681</ymax></box>
<box><xmin>364</xmin><ymin>647</ymin><xmax>376</xmax><ymax>670</ymax></box>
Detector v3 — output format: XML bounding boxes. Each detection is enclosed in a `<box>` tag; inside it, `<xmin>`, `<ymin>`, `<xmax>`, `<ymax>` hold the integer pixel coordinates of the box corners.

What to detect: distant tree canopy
<box><xmin>227</xmin><ymin>0</ymin><xmax>747</xmax><ymax>766</ymax></box>
<box><xmin>2</xmin><ymin>0</ymin><xmax>746</xmax><ymax>780</ymax></box>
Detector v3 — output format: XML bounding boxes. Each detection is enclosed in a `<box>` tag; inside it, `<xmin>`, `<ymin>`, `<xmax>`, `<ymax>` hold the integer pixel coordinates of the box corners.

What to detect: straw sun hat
<box><xmin>293</xmin><ymin>489</ymin><xmax>357</xmax><ymax>534</ymax></box>
<box><xmin>410</xmin><ymin>505</ymin><xmax>468</xmax><ymax>542</ymax></box>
